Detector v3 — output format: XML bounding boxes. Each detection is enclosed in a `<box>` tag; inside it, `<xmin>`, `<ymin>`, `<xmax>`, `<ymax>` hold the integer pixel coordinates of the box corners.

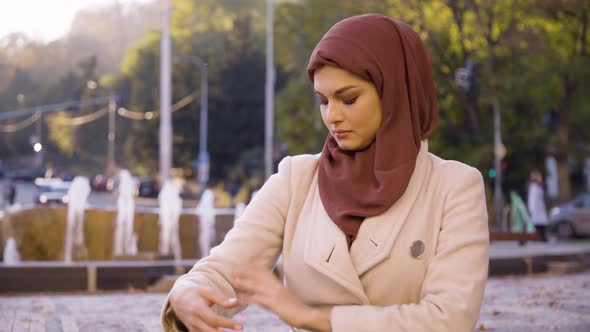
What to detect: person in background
<box><xmin>527</xmin><ymin>169</ymin><xmax>549</xmax><ymax>242</ymax></box>
<box><xmin>7</xmin><ymin>181</ymin><xmax>16</xmax><ymax>206</ymax></box>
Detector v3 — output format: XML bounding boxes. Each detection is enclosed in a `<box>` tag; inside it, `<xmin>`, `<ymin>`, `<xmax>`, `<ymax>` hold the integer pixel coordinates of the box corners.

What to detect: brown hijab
<box><xmin>307</xmin><ymin>14</ymin><xmax>439</xmax><ymax>238</ymax></box>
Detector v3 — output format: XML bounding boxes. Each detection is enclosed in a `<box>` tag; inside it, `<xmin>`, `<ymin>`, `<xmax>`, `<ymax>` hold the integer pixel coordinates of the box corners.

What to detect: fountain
<box><xmin>64</xmin><ymin>176</ymin><xmax>91</xmax><ymax>263</ymax></box>
<box><xmin>3</xmin><ymin>237</ymin><xmax>20</xmax><ymax>265</ymax></box>
<box><xmin>233</xmin><ymin>202</ymin><xmax>246</xmax><ymax>226</ymax></box>
<box><xmin>196</xmin><ymin>189</ymin><xmax>215</xmax><ymax>258</ymax></box>
<box><xmin>113</xmin><ymin>170</ymin><xmax>137</xmax><ymax>256</ymax></box>
<box><xmin>250</xmin><ymin>189</ymin><xmax>259</xmax><ymax>201</ymax></box>
<box><xmin>158</xmin><ymin>180</ymin><xmax>182</xmax><ymax>261</ymax></box>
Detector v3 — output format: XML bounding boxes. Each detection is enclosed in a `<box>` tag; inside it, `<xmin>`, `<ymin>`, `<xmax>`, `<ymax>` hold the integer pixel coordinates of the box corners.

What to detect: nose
<box><xmin>324</xmin><ymin>102</ymin><xmax>344</xmax><ymax>125</ymax></box>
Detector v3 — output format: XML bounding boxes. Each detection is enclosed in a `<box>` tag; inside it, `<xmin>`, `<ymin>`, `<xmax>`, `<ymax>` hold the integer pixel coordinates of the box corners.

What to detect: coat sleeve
<box><xmin>160</xmin><ymin>157</ymin><xmax>294</xmax><ymax>331</ymax></box>
<box><xmin>330</xmin><ymin>167</ymin><xmax>489</xmax><ymax>332</ymax></box>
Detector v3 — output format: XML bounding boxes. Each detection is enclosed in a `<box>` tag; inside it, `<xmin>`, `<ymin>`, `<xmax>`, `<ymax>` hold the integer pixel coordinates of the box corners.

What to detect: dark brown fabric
<box><xmin>307</xmin><ymin>14</ymin><xmax>439</xmax><ymax>237</ymax></box>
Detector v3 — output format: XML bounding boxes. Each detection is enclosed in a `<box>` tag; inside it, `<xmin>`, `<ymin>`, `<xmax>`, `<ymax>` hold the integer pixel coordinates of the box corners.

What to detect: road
<box><xmin>0</xmin><ymin>181</ymin><xmax>162</xmax><ymax>210</ymax></box>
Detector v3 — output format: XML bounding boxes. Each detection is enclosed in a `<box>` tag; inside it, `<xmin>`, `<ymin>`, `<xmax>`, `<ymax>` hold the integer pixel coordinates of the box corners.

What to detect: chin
<box><xmin>336</xmin><ymin>142</ymin><xmax>360</xmax><ymax>151</ymax></box>
<box><xmin>336</xmin><ymin>140</ymin><xmax>371</xmax><ymax>152</ymax></box>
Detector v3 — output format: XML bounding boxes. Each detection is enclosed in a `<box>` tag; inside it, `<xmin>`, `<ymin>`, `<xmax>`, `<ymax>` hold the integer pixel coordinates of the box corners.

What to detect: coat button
<box><xmin>410</xmin><ymin>240</ymin><xmax>425</xmax><ymax>258</ymax></box>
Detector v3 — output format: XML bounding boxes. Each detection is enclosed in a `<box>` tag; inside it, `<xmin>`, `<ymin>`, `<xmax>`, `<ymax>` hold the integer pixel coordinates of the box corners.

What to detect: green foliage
<box><xmin>1</xmin><ymin>0</ymin><xmax>588</xmax><ymax>201</ymax></box>
<box><xmin>118</xmin><ymin>0</ymin><xmax>272</xmax><ymax>181</ymax></box>
<box><xmin>45</xmin><ymin>111</ymin><xmax>77</xmax><ymax>157</ymax></box>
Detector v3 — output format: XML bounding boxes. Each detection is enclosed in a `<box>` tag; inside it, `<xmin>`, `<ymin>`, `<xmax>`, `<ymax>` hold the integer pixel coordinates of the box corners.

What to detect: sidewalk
<box><xmin>2</xmin><ymin>240</ymin><xmax>590</xmax><ymax>294</ymax></box>
<box><xmin>490</xmin><ymin>241</ymin><xmax>590</xmax><ymax>259</ymax></box>
<box><xmin>1</xmin><ymin>271</ymin><xmax>589</xmax><ymax>332</ymax></box>
<box><xmin>489</xmin><ymin>241</ymin><xmax>590</xmax><ymax>276</ymax></box>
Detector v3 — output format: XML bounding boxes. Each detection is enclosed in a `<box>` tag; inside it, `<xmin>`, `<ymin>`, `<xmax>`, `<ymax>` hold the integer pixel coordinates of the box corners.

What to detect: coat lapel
<box><xmin>303</xmin><ymin>179</ymin><xmax>370</xmax><ymax>304</ymax></box>
<box><xmin>302</xmin><ymin>141</ymin><xmax>431</xmax><ymax>303</ymax></box>
<box><xmin>351</xmin><ymin>140</ymin><xmax>431</xmax><ymax>275</ymax></box>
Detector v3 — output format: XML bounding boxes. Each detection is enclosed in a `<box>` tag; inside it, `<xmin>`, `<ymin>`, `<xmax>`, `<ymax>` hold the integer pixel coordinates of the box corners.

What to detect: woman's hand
<box><xmin>169</xmin><ymin>284</ymin><xmax>243</xmax><ymax>331</ymax></box>
<box><xmin>231</xmin><ymin>264</ymin><xmax>332</xmax><ymax>331</ymax></box>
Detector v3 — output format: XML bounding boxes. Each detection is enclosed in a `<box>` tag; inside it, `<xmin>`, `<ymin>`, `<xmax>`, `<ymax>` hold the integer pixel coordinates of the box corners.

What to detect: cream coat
<box><xmin>161</xmin><ymin>141</ymin><xmax>489</xmax><ymax>332</ymax></box>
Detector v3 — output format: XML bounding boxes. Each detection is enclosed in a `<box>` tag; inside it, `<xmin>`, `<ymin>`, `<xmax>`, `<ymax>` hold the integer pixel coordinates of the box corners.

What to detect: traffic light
<box><xmin>501</xmin><ymin>161</ymin><xmax>508</xmax><ymax>171</ymax></box>
<box><xmin>488</xmin><ymin>169</ymin><xmax>497</xmax><ymax>178</ymax></box>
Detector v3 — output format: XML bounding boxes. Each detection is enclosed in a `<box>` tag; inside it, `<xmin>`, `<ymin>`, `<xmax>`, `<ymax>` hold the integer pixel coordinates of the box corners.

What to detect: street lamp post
<box><xmin>265</xmin><ymin>0</ymin><xmax>275</xmax><ymax>179</ymax></box>
<box><xmin>34</xmin><ymin>108</ymin><xmax>43</xmax><ymax>169</ymax></box>
<box><xmin>493</xmin><ymin>101</ymin><xmax>506</xmax><ymax>230</ymax></box>
<box><xmin>457</xmin><ymin>60</ymin><xmax>505</xmax><ymax>230</ymax></box>
<box><xmin>160</xmin><ymin>0</ymin><xmax>173</xmax><ymax>183</ymax></box>
<box><xmin>175</xmin><ymin>55</ymin><xmax>209</xmax><ymax>186</ymax></box>
<box><xmin>107</xmin><ymin>96</ymin><xmax>117</xmax><ymax>174</ymax></box>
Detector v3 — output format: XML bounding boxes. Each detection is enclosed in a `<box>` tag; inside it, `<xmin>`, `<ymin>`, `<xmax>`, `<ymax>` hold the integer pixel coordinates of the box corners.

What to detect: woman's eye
<box><xmin>343</xmin><ymin>97</ymin><xmax>357</xmax><ymax>105</ymax></box>
<box><xmin>319</xmin><ymin>99</ymin><xmax>328</xmax><ymax>105</ymax></box>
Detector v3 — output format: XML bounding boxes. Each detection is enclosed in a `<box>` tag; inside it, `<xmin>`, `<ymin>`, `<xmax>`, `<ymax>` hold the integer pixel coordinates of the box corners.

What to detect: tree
<box><xmin>117</xmin><ymin>0</ymin><xmax>272</xmax><ymax>180</ymax></box>
<box><xmin>533</xmin><ymin>0</ymin><xmax>590</xmax><ymax>202</ymax></box>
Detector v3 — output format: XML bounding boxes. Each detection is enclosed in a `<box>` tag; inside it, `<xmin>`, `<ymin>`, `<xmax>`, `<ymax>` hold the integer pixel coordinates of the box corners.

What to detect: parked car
<box><xmin>34</xmin><ymin>177</ymin><xmax>64</xmax><ymax>188</ymax></box>
<box><xmin>10</xmin><ymin>168</ymin><xmax>44</xmax><ymax>181</ymax></box>
<box><xmin>138</xmin><ymin>179</ymin><xmax>159</xmax><ymax>198</ymax></box>
<box><xmin>91</xmin><ymin>174</ymin><xmax>115</xmax><ymax>192</ymax></box>
<box><xmin>36</xmin><ymin>182</ymin><xmax>71</xmax><ymax>206</ymax></box>
<box><xmin>549</xmin><ymin>193</ymin><xmax>590</xmax><ymax>238</ymax></box>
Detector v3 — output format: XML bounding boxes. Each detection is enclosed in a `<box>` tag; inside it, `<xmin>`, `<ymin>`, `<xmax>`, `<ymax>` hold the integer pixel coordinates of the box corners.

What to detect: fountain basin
<box><xmin>0</xmin><ymin>207</ymin><xmax>235</xmax><ymax>261</ymax></box>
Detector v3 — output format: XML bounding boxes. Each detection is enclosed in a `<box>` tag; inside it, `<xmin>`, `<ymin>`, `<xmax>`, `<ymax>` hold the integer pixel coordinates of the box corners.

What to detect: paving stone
<box><xmin>0</xmin><ymin>272</ymin><xmax>589</xmax><ymax>331</ymax></box>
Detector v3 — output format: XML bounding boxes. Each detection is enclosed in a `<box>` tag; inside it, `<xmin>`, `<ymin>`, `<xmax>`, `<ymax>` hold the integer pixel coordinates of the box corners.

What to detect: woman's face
<box><xmin>314</xmin><ymin>65</ymin><xmax>382</xmax><ymax>151</ymax></box>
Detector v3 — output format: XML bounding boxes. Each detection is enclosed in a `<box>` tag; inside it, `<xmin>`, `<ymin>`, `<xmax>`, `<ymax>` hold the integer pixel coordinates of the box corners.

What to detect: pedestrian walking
<box><xmin>527</xmin><ymin>169</ymin><xmax>549</xmax><ymax>241</ymax></box>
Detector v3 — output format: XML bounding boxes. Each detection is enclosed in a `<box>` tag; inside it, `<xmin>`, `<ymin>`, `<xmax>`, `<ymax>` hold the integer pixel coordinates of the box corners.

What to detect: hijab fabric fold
<box><xmin>307</xmin><ymin>14</ymin><xmax>439</xmax><ymax>237</ymax></box>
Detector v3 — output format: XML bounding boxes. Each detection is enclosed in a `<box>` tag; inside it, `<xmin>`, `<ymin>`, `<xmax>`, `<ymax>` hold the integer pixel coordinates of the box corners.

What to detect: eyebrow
<box><xmin>314</xmin><ymin>85</ymin><xmax>360</xmax><ymax>96</ymax></box>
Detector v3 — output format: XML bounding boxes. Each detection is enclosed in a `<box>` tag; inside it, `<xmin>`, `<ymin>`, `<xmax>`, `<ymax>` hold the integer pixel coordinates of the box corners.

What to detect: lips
<box><xmin>332</xmin><ymin>130</ymin><xmax>352</xmax><ymax>138</ymax></box>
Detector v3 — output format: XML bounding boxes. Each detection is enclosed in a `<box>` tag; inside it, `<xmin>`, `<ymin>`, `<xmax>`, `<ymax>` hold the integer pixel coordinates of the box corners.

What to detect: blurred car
<box><xmin>34</xmin><ymin>177</ymin><xmax>64</xmax><ymax>188</ymax></box>
<box><xmin>56</xmin><ymin>171</ymin><xmax>75</xmax><ymax>181</ymax></box>
<box><xmin>91</xmin><ymin>174</ymin><xmax>115</xmax><ymax>191</ymax></box>
<box><xmin>138</xmin><ymin>179</ymin><xmax>159</xmax><ymax>198</ymax></box>
<box><xmin>549</xmin><ymin>193</ymin><xmax>590</xmax><ymax>238</ymax></box>
<box><xmin>36</xmin><ymin>182</ymin><xmax>71</xmax><ymax>205</ymax></box>
<box><xmin>10</xmin><ymin>168</ymin><xmax>44</xmax><ymax>181</ymax></box>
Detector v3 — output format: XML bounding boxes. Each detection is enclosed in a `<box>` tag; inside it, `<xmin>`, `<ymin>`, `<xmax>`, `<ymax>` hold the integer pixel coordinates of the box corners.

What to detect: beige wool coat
<box><xmin>161</xmin><ymin>141</ymin><xmax>489</xmax><ymax>332</ymax></box>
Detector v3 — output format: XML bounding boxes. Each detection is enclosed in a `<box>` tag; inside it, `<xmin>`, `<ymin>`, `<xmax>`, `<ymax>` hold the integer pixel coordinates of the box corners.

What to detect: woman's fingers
<box><xmin>194</xmin><ymin>308</ymin><xmax>242</xmax><ymax>331</ymax></box>
<box><xmin>191</xmin><ymin>319</ymin><xmax>225</xmax><ymax>332</ymax></box>
<box><xmin>200</xmin><ymin>289</ymin><xmax>241</xmax><ymax>309</ymax></box>
<box><xmin>236</xmin><ymin>292</ymin><xmax>255</xmax><ymax>305</ymax></box>
<box><xmin>194</xmin><ymin>290</ymin><xmax>243</xmax><ymax>330</ymax></box>
<box><xmin>232</xmin><ymin>268</ymin><xmax>280</xmax><ymax>310</ymax></box>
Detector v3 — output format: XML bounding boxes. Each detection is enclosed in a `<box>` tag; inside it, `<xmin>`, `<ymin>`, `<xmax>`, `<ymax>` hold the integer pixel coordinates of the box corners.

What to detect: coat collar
<box><xmin>303</xmin><ymin>141</ymin><xmax>432</xmax><ymax>303</ymax></box>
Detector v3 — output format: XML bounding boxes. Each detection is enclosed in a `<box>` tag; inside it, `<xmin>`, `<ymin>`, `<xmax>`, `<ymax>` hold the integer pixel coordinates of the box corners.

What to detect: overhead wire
<box><xmin>0</xmin><ymin>91</ymin><xmax>197</xmax><ymax>131</ymax></box>
<box><xmin>51</xmin><ymin>107</ymin><xmax>108</xmax><ymax>126</ymax></box>
<box><xmin>0</xmin><ymin>112</ymin><xmax>41</xmax><ymax>133</ymax></box>
<box><xmin>116</xmin><ymin>91</ymin><xmax>197</xmax><ymax>120</ymax></box>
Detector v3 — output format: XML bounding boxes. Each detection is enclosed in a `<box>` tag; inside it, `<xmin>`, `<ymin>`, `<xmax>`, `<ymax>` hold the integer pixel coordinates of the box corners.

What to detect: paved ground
<box><xmin>1</xmin><ymin>272</ymin><xmax>589</xmax><ymax>332</ymax></box>
<box><xmin>479</xmin><ymin>272</ymin><xmax>590</xmax><ymax>331</ymax></box>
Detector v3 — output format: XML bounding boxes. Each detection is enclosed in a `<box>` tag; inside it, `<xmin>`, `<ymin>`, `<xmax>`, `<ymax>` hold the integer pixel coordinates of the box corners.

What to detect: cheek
<box><xmin>320</xmin><ymin>109</ymin><xmax>329</xmax><ymax>127</ymax></box>
<box><xmin>356</xmin><ymin>103</ymin><xmax>381</xmax><ymax>132</ymax></box>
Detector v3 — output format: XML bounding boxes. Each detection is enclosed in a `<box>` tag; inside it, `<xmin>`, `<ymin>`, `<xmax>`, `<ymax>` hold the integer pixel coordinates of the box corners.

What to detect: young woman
<box><xmin>162</xmin><ymin>13</ymin><xmax>489</xmax><ymax>332</ymax></box>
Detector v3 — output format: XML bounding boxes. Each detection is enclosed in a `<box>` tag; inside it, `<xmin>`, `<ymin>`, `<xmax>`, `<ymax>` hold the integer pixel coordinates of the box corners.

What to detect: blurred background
<box><xmin>0</xmin><ymin>0</ymin><xmax>589</xmax><ymax>208</ymax></box>
<box><xmin>0</xmin><ymin>1</ymin><xmax>589</xmax><ymax>331</ymax></box>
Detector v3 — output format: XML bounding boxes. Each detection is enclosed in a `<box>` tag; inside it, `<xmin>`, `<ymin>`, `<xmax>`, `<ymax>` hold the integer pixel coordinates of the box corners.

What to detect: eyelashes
<box><xmin>319</xmin><ymin>97</ymin><xmax>358</xmax><ymax>106</ymax></box>
<box><xmin>343</xmin><ymin>97</ymin><xmax>358</xmax><ymax>105</ymax></box>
